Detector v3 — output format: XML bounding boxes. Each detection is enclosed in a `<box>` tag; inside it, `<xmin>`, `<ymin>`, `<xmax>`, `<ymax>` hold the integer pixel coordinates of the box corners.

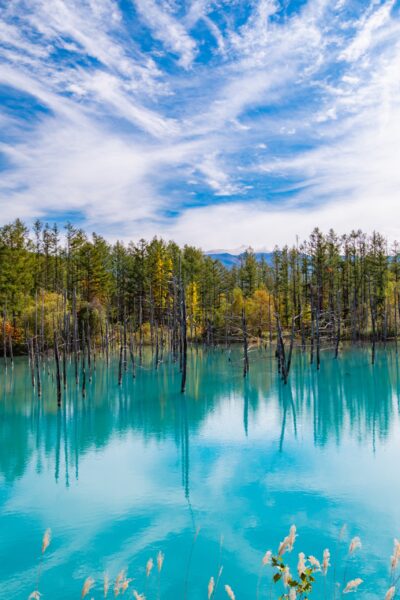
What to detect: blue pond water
<box><xmin>1</xmin><ymin>347</ymin><xmax>400</xmax><ymax>599</ymax></box>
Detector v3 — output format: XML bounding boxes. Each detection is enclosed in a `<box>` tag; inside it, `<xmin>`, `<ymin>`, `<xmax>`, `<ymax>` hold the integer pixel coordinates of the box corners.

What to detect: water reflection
<box><xmin>1</xmin><ymin>346</ymin><xmax>399</xmax><ymax>486</ymax></box>
<box><xmin>1</xmin><ymin>346</ymin><xmax>400</xmax><ymax>599</ymax></box>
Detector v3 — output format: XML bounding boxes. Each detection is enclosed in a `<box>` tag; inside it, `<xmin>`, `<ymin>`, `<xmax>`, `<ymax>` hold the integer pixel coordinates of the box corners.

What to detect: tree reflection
<box><xmin>0</xmin><ymin>346</ymin><xmax>399</xmax><ymax>485</ymax></box>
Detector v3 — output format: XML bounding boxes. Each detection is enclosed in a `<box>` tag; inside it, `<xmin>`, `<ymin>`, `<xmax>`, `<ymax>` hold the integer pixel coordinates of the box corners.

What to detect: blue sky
<box><xmin>1</xmin><ymin>0</ymin><xmax>400</xmax><ymax>250</ymax></box>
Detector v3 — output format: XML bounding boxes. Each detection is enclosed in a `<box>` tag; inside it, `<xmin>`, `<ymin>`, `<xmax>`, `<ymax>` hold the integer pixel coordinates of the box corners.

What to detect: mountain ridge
<box><xmin>206</xmin><ymin>250</ymin><xmax>274</xmax><ymax>268</ymax></box>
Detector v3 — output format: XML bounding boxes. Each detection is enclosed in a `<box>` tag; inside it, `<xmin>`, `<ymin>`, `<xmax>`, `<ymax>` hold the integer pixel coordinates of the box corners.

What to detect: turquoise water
<box><xmin>1</xmin><ymin>347</ymin><xmax>400</xmax><ymax>599</ymax></box>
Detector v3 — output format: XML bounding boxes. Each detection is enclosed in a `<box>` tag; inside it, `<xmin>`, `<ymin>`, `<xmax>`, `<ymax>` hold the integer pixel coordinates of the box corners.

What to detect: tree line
<box><xmin>1</xmin><ymin>220</ymin><xmax>399</xmax><ymax>383</ymax></box>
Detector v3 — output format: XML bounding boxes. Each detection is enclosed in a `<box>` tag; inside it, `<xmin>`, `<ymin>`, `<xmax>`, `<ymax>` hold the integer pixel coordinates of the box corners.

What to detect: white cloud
<box><xmin>197</xmin><ymin>152</ymin><xmax>242</xmax><ymax>196</ymax></box>
<box><xmin>339</xmin><ymin>0</ymin><xmax>396</xmax><ymax>62</ymax></box>
<box><xmin>133</xmin><ymin>0</ymin><xmax>197</xmax><ymax>68</ymax></box>
<box><xmin>1</xmin><ymin>0</ymin><xmax>400</xmax><ymax>247</ymax></box>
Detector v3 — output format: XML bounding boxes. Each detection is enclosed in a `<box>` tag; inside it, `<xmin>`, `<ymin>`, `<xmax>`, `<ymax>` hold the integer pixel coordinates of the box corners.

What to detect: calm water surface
<box><xmin>1</xmin><ymin>347</ymin><xmax>400</xmax><ymax>599</ymax></box>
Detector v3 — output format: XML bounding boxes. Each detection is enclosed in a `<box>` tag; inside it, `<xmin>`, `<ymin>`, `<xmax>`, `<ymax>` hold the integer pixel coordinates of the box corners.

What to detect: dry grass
<box><xmin>41</xmin><ymin>529</ymin><xmax>51</xmax><ymax>555</ymax></box>
<box><xmin>81</xmin><ymin>576</ymin><xmax>95</xmax><ymax>598</ymax></box>
<box><xmin>27</xmin><ymin>525</ymin><xmax>400</xmax><ymax>599</ymax></box>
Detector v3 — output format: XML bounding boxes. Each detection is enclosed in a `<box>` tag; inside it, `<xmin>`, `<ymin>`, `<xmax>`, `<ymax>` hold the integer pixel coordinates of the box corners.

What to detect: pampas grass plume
<box><xmin>322</xmin><ymin>549</ymin><xmax>330</xmax><ymax>575</ymax></box>
<box><xmin>283</xmin><ymin>566</ymin><xmax>291</xmax><ymax>588</ymax></box>
<box><xmin>81</xmin><ymin>576</ymin><xmax>95</xmax><ymax>598</ymax></box>
<box><xmin>157</xmin><ymin>551</ymin><xmax>165</xmax><ymax>573</ymax></box>
<box><xmin>278</xmin><ymin>536</ymin><xmax>289</xmax><ymax>556</ymax></box>
<box><xmin>391</xmin><ymin>539</ymin><xmax>400</xmax><ymax>570</ymax></box>
<box><xmin>308</xmin><ymin>555</ymin><xmax>321</xmax><ymax>571</ymax></box>
<box><xmin>41</xmin><ymin>529</ymin><xmax>51</xmax><ymax>554</ymax></box>
<box><xmin>262</xmin><ymin>550</ymin><xmax>272</xmax><ymax>566</ymax></box>
<box><xmin>385</xmin><ymin>586</ymin><xmax>396</xmax><ymax>600</ymax></box>
<box><xmin>297</xmin><ymin>552</ymin><xmax>306</xmax><ymax>576</ymax></box>
<box><xmin>349</xmin><ymin>537</ymin><xmax>362</xmax><ymax>554</ymax></box>
<box><xmin>208</xmin><ymin>576</ymin><xmax>215</xmax><ymax>599</ymax></box>
<box><xmin>343</xmin><ymin>578</ymin><xmax>363</xmax><ymax>593</ymax></box>
<box><xmin>288</xmin><ymin>525</ymin><xmax>297</xmax><ymax>551</ymax></box>
<box><xmin>103</xmin><ymin>573</ymin><xmax>109</xmax><ymax>598</ymax></box>
<box><xmin>120</xmin><ymin>578</ymin><xmax>132</xmax><ymax>593</ymax></box>
<box><xmin>146</xmin><ymin>558</ymin><xmax>154</xmax><ymax>577</ymax></box>
<box><xmin>114</xmin><ymin>570</ymin><xmax>125</xmax><ymax>597</ymax></box>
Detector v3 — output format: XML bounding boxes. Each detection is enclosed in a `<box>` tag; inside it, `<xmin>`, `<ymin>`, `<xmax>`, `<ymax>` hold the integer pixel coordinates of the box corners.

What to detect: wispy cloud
<box><xmin>133</xmin><ymin>0</ymin><xmax>198</xmax><ymax>69</ymax></box>
<box><xmin>1</xmin><ymin>0</ymin><xmax>400</xmax><ymax>248</ymax></box>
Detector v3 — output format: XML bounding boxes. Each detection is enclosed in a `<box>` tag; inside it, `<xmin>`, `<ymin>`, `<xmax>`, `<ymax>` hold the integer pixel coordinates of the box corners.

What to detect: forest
<box><xmin>0</xmin><ymin>219</ymin><xmax>398</xmax><ymax>381</ymax></box>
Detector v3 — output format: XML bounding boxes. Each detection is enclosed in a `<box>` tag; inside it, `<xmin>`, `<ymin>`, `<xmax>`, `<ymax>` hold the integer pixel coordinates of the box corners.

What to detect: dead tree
<box><xmin>54</xmin><ymin>331</ymin><xmax>62</xmax><ymax>406</ymax></box>
<box><xmin>276</xmin><ymin>313</ymin><xmax>299</xmax><ymax>384</ymax></box>
<box><xmin>179</xmin><ymin>260</ymin><xmax>188</xmax><ymax>393</ymax></box>
<box><xmin>334</xmin><ymin>290</ymin><xmax>341</xmax><ymax>359</ymax></box>
<box><xmin>368</xmin><ymin>278</ymin><xmax>377</xmax><ymax>365</ymax></box>
<box><xmin>2</xmin><ymin>307</ymin><xmax>7</xmax><ymax>369</ymax></box>
<box><xmin>242</xmin><ymin>307</ymin><xmax>249</xmax><ymax>377</ymax></box>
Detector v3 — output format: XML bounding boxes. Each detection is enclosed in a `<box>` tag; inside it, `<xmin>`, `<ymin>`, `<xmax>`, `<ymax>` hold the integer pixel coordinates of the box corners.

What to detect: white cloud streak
<box><xmin>133</xmin><ymin>0</ymin><xmax>197</xmax><ymax>68</ymax></box>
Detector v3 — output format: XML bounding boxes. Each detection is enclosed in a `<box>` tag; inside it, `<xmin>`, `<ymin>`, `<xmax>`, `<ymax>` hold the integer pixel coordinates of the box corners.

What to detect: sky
<box><xmin>1</xmin><ymin>0</ymin><xmax>400</xmax><ymax>251</ymax></box>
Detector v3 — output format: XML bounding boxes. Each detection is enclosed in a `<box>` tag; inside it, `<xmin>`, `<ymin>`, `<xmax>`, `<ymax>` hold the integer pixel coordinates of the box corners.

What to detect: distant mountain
<box><xmin>206</xmin><ymin>251</ymin><xmax>274</xmax><ymax>268</ymax></box>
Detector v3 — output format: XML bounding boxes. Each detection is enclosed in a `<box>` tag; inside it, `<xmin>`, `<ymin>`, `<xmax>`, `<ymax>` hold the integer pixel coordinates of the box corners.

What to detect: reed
<box><xmin>157</xmin><ymin>550</ymin><xmax>164</xmax><ymax>600</ymax></box>
<box><xmin>41</xmin><ymin>529</ymin><xmax>51</xmax><ymax>554</ymax></box>
<box><xmin>208</xmin><ymin>576</ymin><xmax>215</xmax><ymax>599</ymax></box>
<box><xmin>385</xmin><ymin>586</ymin><xmax>396</xmax><ymax>600</ymax></box>
<box><xmin>146</xmin><ymin>558</ymin><xmax>154</xmax><ymax>577</ymax></box>
<box><xmin>343</xmin><ymin>578</ymin><xmax>363</xmax><ymax>593</ymax></box>
<box><xmin>114</xmin><ymin>570</ymin><xmax>125</xmax><ymax>596</ymax></box>
<box><xmin>103</xmin><ymin>573</ymin><xmax>110</xmax><ymax>598</ymax></box>
<box><xmin>349</xmin><ymin>537</ymin><xmax>362</xmax><ymax>555</ymax></box>
<box><xmin>156</xmin><ymin>551</ymin><xmax>164</xmax><ymax>573</ymax></box>
<box><xmin>26</xmin><ymin>524</ymin><xmax>400</xmax><ymax>599</ymax></box>
<box><xmin>81</xmin><ymin>576</ymin><xmax>95</xmax><ymax>598</ymax></box>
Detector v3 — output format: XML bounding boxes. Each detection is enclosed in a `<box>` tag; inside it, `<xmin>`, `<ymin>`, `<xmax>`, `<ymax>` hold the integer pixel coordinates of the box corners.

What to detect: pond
<box><xmin>1</xmin><ymin>346</ymin><xmax>400</xmax><ymax>599</ymax></box>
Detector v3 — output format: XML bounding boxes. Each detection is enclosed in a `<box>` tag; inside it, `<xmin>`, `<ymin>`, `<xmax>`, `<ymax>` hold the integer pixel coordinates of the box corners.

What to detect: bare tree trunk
<box><xmin>315</xmin><ymin>307</ymin><xmax>321</xmax><ymax>371</ymax></box>
<box><xmin>275</xmin><ymin>314</ymin><xmax>287</xmax><ymax>383</ymax></box>
<box><xmin>369</xmin><ymin>279</ymin><xmax>376</xmax><ymax>366</ymax></box>
<box><xmin>81</xmin><ymin>324</ymin><xmax>86</xmax><ymax>397</ymax></box>
<box><xmin>73</xmin><ymin>289</ymin><xmax>79</xmax><ymax>385</ymax></box>
<box><xmin>28</xmin><ymin>338</ymin><xmax>35</xmax><ymax>389</ymax></box>
<box><xmin>180</xmin><ymin>261</ymin><xmax>188</xmax><ymax>393</ymax></box>
<box><xmin>139</xmin><ymin>296</ymin><xmax>143</xmax><ymax>366</ymax></box>
<box><xmin>118</xmin><ymin>342</ymin><xmax>123</xmax><ymax>386</ymax></box>
<box><xmin>8</xmin><ymin>330</ymin><xmax>13</xmax><ymax>368</ymax></box>
<box><xmin>242</xmin><ymin>306</ymin><xmax>249</xmax><ymax>377</ymax></box>
<box><xmin>35</xmin><ymin>335</ymin><xmax>41</xmax><ymax>397</ymax></box>
<box><xmin>54</xmin><ymin>331</ymin><xmax>62</xmax><ymax>406</ymax></box>
<box><xmin>285</xmin><ymin>315</ymin><xmax>297</xmax><ymax>379</ymax></box>
<box><xmin>395</xmin><ymin>289</ymin><xmax>398</xmax><ymax>354</ymax></box>
<box><xmin>3</xmin><ymin>307</ymin><xmax>7</xmax><ymax>369</ymax></box>
<box><xmin>334</xmin><ymin>291</ymin><xmax>341</xmax><ymax>359</ymax></box>
<box><xmin>105</xmin><ymin>317</ymin><xmax>109</xmax><ymax>366</ymax></box>
<box><xmin>129</xmin><ymin>321</ymin><xmax>136</xmax><ymax>379</ymax></box>
<box><xmin>155</xmin><ymin>322</ymin><xmax>159</xmax><ymax>370</ymax></box>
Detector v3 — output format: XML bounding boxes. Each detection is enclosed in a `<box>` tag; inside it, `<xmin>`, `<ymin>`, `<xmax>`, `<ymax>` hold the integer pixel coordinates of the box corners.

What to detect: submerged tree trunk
<box><xmin>334</xmin><ymin>291</ymin><xmax>341</xmax><ymax>359</ymax></box>
<box><xmin>275</xmin><ymin>314</ymin><xmax>287</xmax><ymax>383</ymax></box>
<box><xmin>369</xmin><ymin>279</ymin><xmax>376</xmax><ymax>366</ymax></box>
<box><xmin>242</xmin><ymin>306</ymin><xmax>249</xmax><ymax>377</ymax></box>
<box><xmin>315</xmin><ymin>307</ymin><xmax>321</xmax><ymax>371</ymax></box>
<box><xmin>54</xmin><ymin>331</ymin><xmax>62</xmax><ymax>406</ymax></box>
<box><xmin>2</xmin><ymin>307</ymin><xmax>7</xmax><ymax>369</ymax></box>
<box><xmin>180</xmin><ymin>259</ymin><xmax>188</xmax><ymax>393</ymax></box>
